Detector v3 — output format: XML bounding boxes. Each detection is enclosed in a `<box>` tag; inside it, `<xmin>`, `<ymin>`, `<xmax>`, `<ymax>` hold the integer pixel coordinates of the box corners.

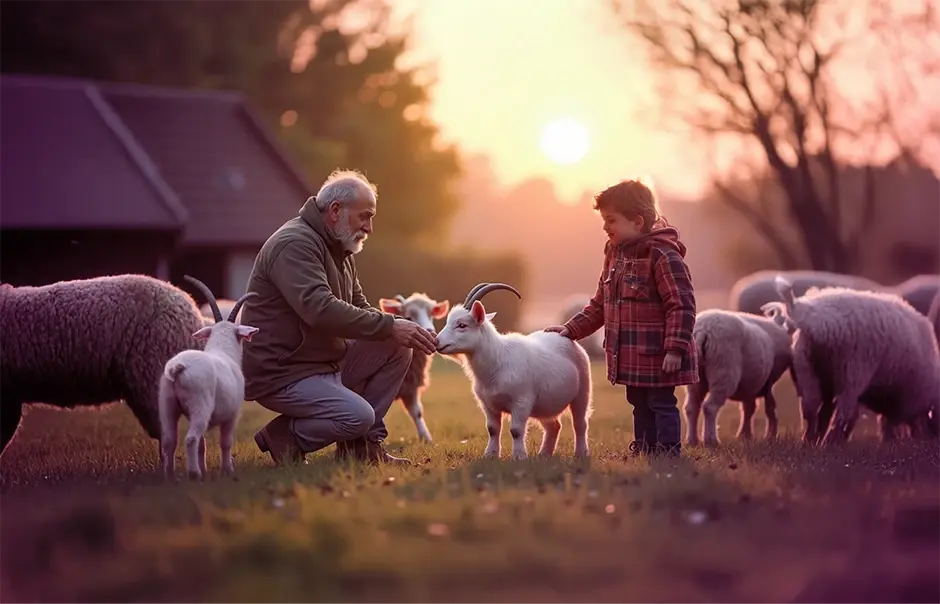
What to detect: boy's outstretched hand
<box><xmin>662</xmin><ymin>351</ymin><xmax>682</xmax><ymax>373</ymax></box>
<box><xmin>543</xmin><ymin>325</ymin><xmax>571</xmax><ymax>338</ymax></box>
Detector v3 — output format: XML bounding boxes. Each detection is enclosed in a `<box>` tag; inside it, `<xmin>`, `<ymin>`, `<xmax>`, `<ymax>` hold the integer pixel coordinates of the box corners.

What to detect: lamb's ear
<box><xmin>235</xmin><ymin>325</ymin><xmax>259</xmax><ymax>342</ymax></box>
<box><xmin>378</xmin><ymin>298</ymin><xmax>403</xmax><ymax>315</ymax></box>
<box><xmin>431</xmin><ymin>300</ymin><xmax>450</xmax><ymax>319</ymax></box>
<box><xmin>192</xmin><ymin>326</ymin><xmax>213</xmax><ymax>341</ymax></box>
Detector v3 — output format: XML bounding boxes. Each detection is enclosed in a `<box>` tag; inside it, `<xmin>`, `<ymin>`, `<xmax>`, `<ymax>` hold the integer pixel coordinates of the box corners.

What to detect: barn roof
<box><xmin>0</xmin><ymin>74</ymin><xmax>314</xmax><ymax>246</ymax></box>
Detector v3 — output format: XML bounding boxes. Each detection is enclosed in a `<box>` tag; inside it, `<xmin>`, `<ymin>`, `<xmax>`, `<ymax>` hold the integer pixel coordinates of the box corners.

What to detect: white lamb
<box><xmin>435</xmin><ymin>282</ymin><xmax>593</xmax><ymax>460</ymax></box>
<box><xmin>158</xmin><ymin>276</ymin><xmax>259</xmax><ymax>481</ymax></box>
<box><xmin>685</xmin><ymin>308</ymin><xmax>793</xmax><ymax>447</ymax></box>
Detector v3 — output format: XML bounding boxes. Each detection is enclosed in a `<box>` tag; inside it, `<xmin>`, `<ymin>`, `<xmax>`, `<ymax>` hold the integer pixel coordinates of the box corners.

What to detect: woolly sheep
<box><xmin>559</xmin><ymin>294</ymin><xmax>604</xmax><ymax>360</ymax></box>
<box><xmin>158</xmin><ymin>276</ymin><xmax>258</xmax><ymax>481</ymax></box>
<box><xmin>0</xmin><ymin>275</ymin><xmax>205</xmax><ymax>455</ymax></box>
<box><xmin>685</xmin><ymin>309</ymin><xmax>793</xmax><ymax>447</ymax></box>
<box><xmin>435</xmin><ymin>283</ymin><xmax>593</xmax><ymax>460</ymax></box>
<box><xmin>731</xmin><ymin>270</ymin><xmax>883</xmax><ymax>316</ymax></box>
<box><xmin>762</xmin><ymin>275</ymin><xmax>940</xmax><ymax>445</ymax></box>
<box><xmin>377</xmin><ymin>292</ymin><xmax>450</xmax><ymax>442</ymax></box>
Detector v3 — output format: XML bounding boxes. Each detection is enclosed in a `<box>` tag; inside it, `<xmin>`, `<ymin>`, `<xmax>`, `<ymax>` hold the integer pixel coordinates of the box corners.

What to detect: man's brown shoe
<box><xmin>254</xmin><ymin>416</ymin><xmax>305</xmax><ymax>465</ymax></box>
<box><xmin>365</xmin><ymin>440</ymin><xmax>413</xmax><ymax>466</ymax></box>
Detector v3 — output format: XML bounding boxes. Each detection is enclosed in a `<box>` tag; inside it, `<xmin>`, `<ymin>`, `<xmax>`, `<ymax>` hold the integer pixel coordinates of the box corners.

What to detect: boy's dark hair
<box><xmin>593</xmin><ymin>179</ymin><xmax>660</xmax><ymax>233</ymax></box>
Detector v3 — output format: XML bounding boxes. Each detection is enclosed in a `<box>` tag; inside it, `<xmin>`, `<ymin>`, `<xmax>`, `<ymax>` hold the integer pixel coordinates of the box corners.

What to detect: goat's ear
<box><xmin>431</xmin><ymin>300</ymin><xmax>450</xmax><ymax>319</ymax></box>
<box><xmin>471</xmin><ymin>300</ymin><xmax>487</xmax><ymax>324</ymax></box>
<box><xmin>236</xmin><ymin>325</ymin><xmax>259</xmax><ymax>342</ymax></box>
<box><xmin>485</xmin><ymin>312</ymin><xmax>497</xmax><ymax>323</ymax></box>
<box><xmin>192</xmin><ymin>326</ymin><xmax>213</xmax><ymax>341</ymax></box>
<box><xmin>378</xmin><ymin>298</ymin><xmax>403</xmax><ymax>315</ymax></box>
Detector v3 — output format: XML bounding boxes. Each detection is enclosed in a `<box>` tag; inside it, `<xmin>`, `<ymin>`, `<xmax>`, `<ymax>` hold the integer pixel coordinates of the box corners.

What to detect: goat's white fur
<box><xmin>158</xmin><ymin>319</ymin><xmax>258</xmax><ymax>480</ymax></box>
<box><xmin>378</xmin><ymin>292</ymin><xmax>450</xmax><ymax>442</ymax></box>
<box><xmin>436</xmin><ymin>299</ymin><xmax>593</xmax><ymax>460</ymax></box>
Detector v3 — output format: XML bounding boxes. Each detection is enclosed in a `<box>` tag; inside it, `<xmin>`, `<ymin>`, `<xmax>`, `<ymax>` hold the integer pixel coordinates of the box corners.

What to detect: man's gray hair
<box><xmin>314</xmin><ymin>169</ymin><xmax>378</xmax><ymax>211</ymax></box>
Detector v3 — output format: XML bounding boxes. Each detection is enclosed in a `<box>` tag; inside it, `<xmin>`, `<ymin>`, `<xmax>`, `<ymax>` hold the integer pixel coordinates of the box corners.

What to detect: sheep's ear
<box><xmin>235</xmin><ymin>325</ymin><xmax>259</xmax><ymax>342</ymax></box>
<box><xmin>378</xmin><ymin>298</ymin><xmax>403</xmax><ymax>315</ymax></box>
<box><xmin>485</xmin><ymin>312</ymin><xmax>497</xmax><ymax>323</ymax></box>
<box><xmin>192</xmin><ymin>326</ymin><xmax>213</xmax><ymax>341</ymax></box>
<box><xmin>471</xmin><ymin>300</ymin><xmax>487</xmax><ymax>324</ymax></box>
<box><xmin>431</xmin><ymin>300</ymin><xmax>450</xmax><ymax>319</ymax></box>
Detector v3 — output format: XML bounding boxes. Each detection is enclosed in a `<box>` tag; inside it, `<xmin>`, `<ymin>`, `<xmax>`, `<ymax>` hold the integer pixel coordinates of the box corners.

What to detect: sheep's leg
<box><xmin>197</xmin><ymin>436</ymin><xmax>208</xmax><ymax>476</ymax></box>
<box><xmin>791</xmin><ymin>340</ymin><xmax>824</xmax><ymax>445</ymax></box>
<box><xmin>219</xmin><ymin>418</ymin><xmax>237</xmax><ymax>475</ymax></box>
<box><xmin>0</xmin><ymin>400</ymin><xmax>22</xmax><ymax>455</ymax></box>
<box><xmin>701</xmin><ymin>392</ymin><xmax>729</xmax><ymax>447</ymax></box>
<box><xmin>683</xmin><ymin>385</ymin><xmax>704</xmax><ymax>447</ymax></box>
<box><xmin>878</xmin><ymin>414</ymin><xmax>899</xmax><ymax>443</ymax></box>
<box><xmin>401</xmin><ymin>392</ymin><xmax>432</xmax><ymax>442</ymax></box>
<box><xmin>184</xmin><ymin>410</ymin><xmax>211</xmax><ymax>480</ymax></box>
<box><xmin>509</xmin><ymin>405</ymin><xmax>533</xmax><ymax>460</ymax></box>
<box><xmin>537</xmin><ymin>418</ymin><xmax>562</xmax><ymax>457</ymax></box>
<box><xmin>822</xmin><ymin>390</ymin><xmax>862</xmax><ymax>446</ymax></box>
<box><xmin>482</xmin><ymin>407</ymin><xmax>502</xmax><ymax>458</ymax></box>
<box><xmin>814</xmin><ymin>400</ymin><xmax>835</xmax><ymax>445</ymax></box>
<box><xmin>570</xmin><ymin>402</ymin><xmax>590</xmax><ymax>458</ymax></box>
<box><xmin>763</xmin><ymin>390</ymin><xmax>779</xmax><ymax>440</ymax></box>
<box><xmin>737</xmin><ymin>398</ymin><xmax>757</xmax><ymax>441</ymax></box>
<box><xmin>158</xmin><ymin>381</ymin><xmax>181</xmax><ymax>481</ymax></box>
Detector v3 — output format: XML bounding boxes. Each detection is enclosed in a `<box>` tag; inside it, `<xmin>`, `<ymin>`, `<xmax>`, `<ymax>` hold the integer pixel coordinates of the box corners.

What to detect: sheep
<box><xmin>929</xmin><ymin>291</ymin><xmax>940</xmax><ymax>344</ymax></box>
<box><xmin>559</xmin><ymin>294</ymin><xmax>604</xmax><ymax>360</ymax></box>
<box><xmin>200</xmin><ymin>298</ymin><xmax>240</xmax><ymax>325</ymax></box>
<box><xmin>684</xmin><ymin>308</ymin><xmax>793</xmax><ymax>447</ymax></box>
<box><xmin>892</xmin><ymin>274</ymin><xmax>940</xmax><ymax>317</ymax></box>
<box><xmin>731</xmin><ymin>269</ymin><xmax>883</xmax><ymax>316</ymax></box>
<box><xmin>435</xmin><ymin>282</ymin><xmax>593</xmax><ymax>460</ymax></box>
<box><xmin>158</xmin><ymin>276</ymin><xmax>258</xmax><ymax>481</ymax></box>
<box><xmin>0</xmin><ymin>275</ymin><xmax>205</xmax><ymax>456</ymax></box>
<box><xmin>377</xmin><ymin>292</ymin><xmax>450</xmax><ymax>442</ymax></box>
<box><xmin>761</xmin><ymin>275</ymin><xmax>940</xmax><ymax>446</ymax></box>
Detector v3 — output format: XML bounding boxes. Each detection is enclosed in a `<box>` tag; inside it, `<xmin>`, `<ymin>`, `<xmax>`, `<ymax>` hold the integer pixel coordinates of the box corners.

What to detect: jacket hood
<box><xmin>298</xmin><ymin>195</ymin><xmax>348</xmax><ymax>257</ymax></box>
<box><xmin>622</xmin><ymin>216</ymin><xmax>687</xmax><ymax>257</ymax></box>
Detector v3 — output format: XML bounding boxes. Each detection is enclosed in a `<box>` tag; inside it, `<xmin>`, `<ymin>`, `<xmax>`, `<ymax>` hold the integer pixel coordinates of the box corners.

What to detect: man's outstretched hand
<box><xmin>391</xmin><ymin>318</ymin><xmax>438</xmax><ymax>355</ymax></box>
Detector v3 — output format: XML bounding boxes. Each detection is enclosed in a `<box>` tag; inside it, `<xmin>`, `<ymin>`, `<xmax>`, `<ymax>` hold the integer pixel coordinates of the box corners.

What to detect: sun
<box><xmin>539</xmin><ymin>117</ymin><xmax>590</xmax><ymax>165</ymax></box>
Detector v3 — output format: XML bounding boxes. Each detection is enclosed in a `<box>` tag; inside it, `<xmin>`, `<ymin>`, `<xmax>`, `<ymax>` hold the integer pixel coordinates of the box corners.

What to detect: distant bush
<box><xmin>356</xmin><ymin>243</ymin><xmax>529</xmax><ymax>333</ymax></box>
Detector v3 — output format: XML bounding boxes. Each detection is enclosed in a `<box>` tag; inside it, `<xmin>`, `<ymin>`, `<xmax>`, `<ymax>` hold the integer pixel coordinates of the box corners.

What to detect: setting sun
<box><xmin>539</xmin><ymin>117</ymin><xmax>590</xmax><ymax>165</ymax></box>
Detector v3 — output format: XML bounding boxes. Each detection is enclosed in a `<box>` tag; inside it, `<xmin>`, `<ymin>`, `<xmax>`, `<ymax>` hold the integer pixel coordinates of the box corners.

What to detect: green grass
<box><xmin>2</xmin><ymin>359</ymin><xmax>938</xmax><ymax>603</ymax></box>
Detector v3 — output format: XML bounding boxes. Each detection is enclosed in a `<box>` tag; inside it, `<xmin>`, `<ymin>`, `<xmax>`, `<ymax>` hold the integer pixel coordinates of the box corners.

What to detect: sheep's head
<box><xmin>436</xmin><ymin>282</ymin><xmax>521</xmax><ymax>355</ymax></box>
<box><xmin>184</xmin><ymin>275</ymin><xmax>259</xmax><ymax>344</ymax></box>
<box><xmin>378</xmin><ymin>292</ymin><xmax>449</xmax><ymax>335</ymax></box>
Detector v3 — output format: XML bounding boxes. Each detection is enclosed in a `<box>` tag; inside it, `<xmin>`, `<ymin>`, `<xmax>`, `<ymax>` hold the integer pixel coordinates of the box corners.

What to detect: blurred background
<box><xmin>1</xmin><ymin>0</ymin><xmax>937</xmax><ymax>333</ymax></box>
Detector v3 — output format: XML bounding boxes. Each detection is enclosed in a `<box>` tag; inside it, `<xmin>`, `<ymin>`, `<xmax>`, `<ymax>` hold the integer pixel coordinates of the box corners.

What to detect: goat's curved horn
<box><xmin>462</xmin><ymin>283</ymin><xmax>490</xmax><ymax>308</ymax></box>
<box><xmin>395</xmin><ymin>294</ymin><xmax>407</xmax><ymax>304</ymax></box>
<box><xmin>228</xmin><ymin>292</ymin><xmax>258</xmax><ymax>323</ymax></box>
<box><xmin>184</xmin><ymin>275</ymin><xmax>222</xmax><ymax>323</ymax></box>
<box><xmin>466</xmin><ymin>283</ymin><xmax>522</xmax><ymax>308</ymax></box>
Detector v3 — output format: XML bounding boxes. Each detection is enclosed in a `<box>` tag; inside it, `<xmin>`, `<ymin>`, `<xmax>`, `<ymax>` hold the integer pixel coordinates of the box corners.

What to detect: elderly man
<box><xmin>241</xmin><ymin>169</ymin><xmax>438</xmax><ymax>466</ymax></box>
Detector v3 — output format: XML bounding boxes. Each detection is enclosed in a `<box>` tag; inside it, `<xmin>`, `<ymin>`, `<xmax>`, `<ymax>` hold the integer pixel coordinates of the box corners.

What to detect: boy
<box><xmin>544</xmin><ymin>179</ymin><xmax>698</xmax><ymax>457</ymax></box>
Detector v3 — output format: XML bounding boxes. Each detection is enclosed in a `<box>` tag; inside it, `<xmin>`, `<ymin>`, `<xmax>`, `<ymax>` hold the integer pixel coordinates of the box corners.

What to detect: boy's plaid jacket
<box><xmin>564</xmin><ymin>219</ymin><xmax>699</xmax><ymax>387</ymax></box>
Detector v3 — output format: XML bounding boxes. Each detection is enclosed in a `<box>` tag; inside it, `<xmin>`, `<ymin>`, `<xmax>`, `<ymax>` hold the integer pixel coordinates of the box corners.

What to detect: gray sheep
<box><xmin>0</xmin><ymin>274</ymin><xmax>205</xmax><ymax>455</ymax></box>
<box><xmin>763</xmin><ymin>275</ymin><xmax>940</xmax><ymax>446</ymax></box>
<box><xmin>730</xmin><ymin>270</ymin><xmax>883</xmax><ymax>316</ymax></box>
<box><xmin>892</xmin><ymin>274</ymin><xmax>940</xmax><ymax>317</ymax></box>
<box><xmin>685</xmin><ymin>309</ymin><xmax>793</xmax><ymax>447</ymax></box>
<box><xmin>378</xmin><ymin>292</ymin><xmax>450</xmax><ymax>442</ymax></box>
<box><xmin>929</xmin><ymin>291</ymin><xmax>940</xmax><ymax>344</ymax></box>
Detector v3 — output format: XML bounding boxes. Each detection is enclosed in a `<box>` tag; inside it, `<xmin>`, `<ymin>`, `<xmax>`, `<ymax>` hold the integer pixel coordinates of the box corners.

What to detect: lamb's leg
<box><xmin>0</xmin><ymin>400</ymin><xmax>22</xmax><ymax>455</ymax></box>
<box><xmin>737</xmin><ymin>398</ymin><xmax>757</xmax><ymax>441</ymax></box>
<box><xmin>571</xmin><ymin>403</ymin><xmax>590</xmax><ymax>458</ymax></box>
<box><xmin>684</xmin><ymin>385</ymin><xmax>704</xmax><ymax>447</ymax></box>
<box><xmin>701</xmin><ymin>391</ymin><xmax>729</xmax><ymax>447</ymax></box>
<box><xmin>184</xmin><ymin>410</ymin><xmax>211</xmax><ymax>480</ymax></box>
<box><xmin>537</xmin><ymin>418</ymin><xmax>562</xmax><ymax>457</ymax></box>
<box><xmin>219</xmin><ymin>417</ymin><xmax>237</xmax><ymax>476</ymax></box>
<box><xmin>158</xmin><ymin>380</ymin><xmax>180</xmax><ymax>481</ymax></box>
<box><xmin>822</xmin><ymin>389</ymin><xmax>862</xmax><ymax>446</ymax></box>
<box><xmin>763</xmin><ymin>389</ymin><xmax>779</xmax><ymax>440</ymax></box>
<box><xmin>509</xmin><ymin>404</ymin><xmax>533</xmax><ymax>460</ymax></box>
<box><xmin>402</xmin><ymin>392</ymin><xmax>432</xmax><ymax>442</ymax></box>
<box><xmin>482</xmin><ymin>406</ymin><xmax>502</xmax><ymax>458</ymax></box>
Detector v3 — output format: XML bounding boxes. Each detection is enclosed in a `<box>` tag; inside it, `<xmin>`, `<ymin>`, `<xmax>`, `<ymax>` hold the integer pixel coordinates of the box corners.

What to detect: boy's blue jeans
<box><xmin>626</xmin><ymin>385</ymin><xmax>681</xmax><ymax>449</ymax></box>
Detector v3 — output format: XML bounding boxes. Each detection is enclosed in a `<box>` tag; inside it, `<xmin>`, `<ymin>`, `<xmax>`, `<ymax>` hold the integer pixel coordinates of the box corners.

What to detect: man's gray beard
<box><xmin>332</xmin><ymin>207</ymin><xmax>367</xmax><ymax>254</ymax></box>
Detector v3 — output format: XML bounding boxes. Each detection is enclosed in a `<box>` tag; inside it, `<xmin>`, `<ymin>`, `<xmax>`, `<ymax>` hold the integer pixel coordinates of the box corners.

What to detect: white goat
<box><xmin>435</xmin><ymin>283</ymin><xmax>593</xmax><ymax>460</ymax></box>
<box><xmin>158</xmin><ymin>276</ymin><xmax>258</xmax><ymax>481</ymax></box>
<box><xmin>378</xmin><ymin>292</ymin><xmax>450</xmax><ymax>442</ymax></box>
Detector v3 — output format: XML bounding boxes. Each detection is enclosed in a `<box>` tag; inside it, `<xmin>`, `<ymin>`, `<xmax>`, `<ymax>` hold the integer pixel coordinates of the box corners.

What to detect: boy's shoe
<box><xmin>627</xmin><ymin>440</ymin><xmax>655</xmax><ymax>457</ymax></box>
<box><xmin>653</xmin><ymin>442</ymin><xmax>682</xmax><ymax>457</ymax></box>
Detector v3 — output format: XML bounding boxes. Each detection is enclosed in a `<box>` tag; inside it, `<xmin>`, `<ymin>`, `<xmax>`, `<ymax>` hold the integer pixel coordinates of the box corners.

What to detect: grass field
<box><xmin>2</xmin><ymin>359</ymin><xmax>939</xmax><ymax>603</ymax></box>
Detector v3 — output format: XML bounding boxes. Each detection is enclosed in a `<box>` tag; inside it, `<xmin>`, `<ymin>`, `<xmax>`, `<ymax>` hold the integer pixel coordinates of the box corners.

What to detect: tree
<box><xmin>0</xmin><ymin>0</ymin><xmax>461</xmax><ymax>245</ymax></box>
<box><xmin>610</xmin><ymin>0</ymin><xmax>940</xmax><ymax>273</ymax></box>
